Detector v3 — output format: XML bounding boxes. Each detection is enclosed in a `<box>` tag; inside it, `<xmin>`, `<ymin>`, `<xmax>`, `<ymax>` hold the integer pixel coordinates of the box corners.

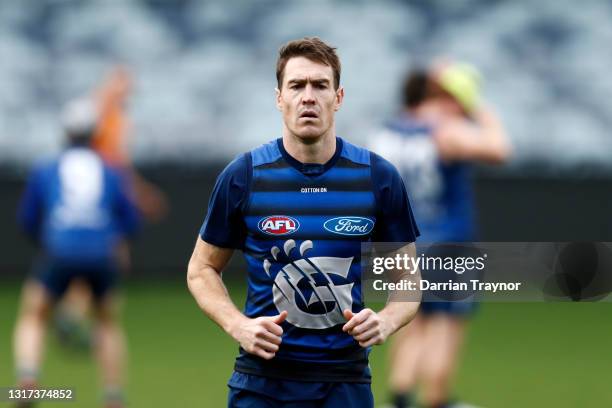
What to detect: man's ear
<box><xmin>334</xmin><ymin>86</ymin><xmax>345</xmax><ymax>112</ymax></box>
<box><xmin>275</xmin><ymin>88</ymin><xmax>282</xmax><ymax>111</ymax></box>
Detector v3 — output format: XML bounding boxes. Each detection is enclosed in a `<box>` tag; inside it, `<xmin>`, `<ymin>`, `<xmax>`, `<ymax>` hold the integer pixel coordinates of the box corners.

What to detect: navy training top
<box><xmin>200</xmin><ymin>137</ymin><xmax>419</xmax><ymax>382</ymax></box>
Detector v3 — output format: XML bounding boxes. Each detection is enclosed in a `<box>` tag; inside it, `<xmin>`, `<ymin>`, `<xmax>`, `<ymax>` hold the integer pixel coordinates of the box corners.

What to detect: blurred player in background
<box><xmin>188</xmin><ymin>37</ymin><xmax>420</xmax><ymax>407</ymax></box>
<box><xmin>370</xmin><ymin>62</ymin><xmax>510</xmax><ymax>408</ymax></box>
<box><xmin>13</xmin><ymin>99</ymin><xmax>140</xmax><ymax>408</ymax></box>
<box><xmin>53</xmin><ymin>66</ymin><xmax>168</xmax><ymax>349</ymax></box>
<box><xmin>93</xmin><ymin>66</ymin><xmax>168</xmax><ymax>222</ymax></box>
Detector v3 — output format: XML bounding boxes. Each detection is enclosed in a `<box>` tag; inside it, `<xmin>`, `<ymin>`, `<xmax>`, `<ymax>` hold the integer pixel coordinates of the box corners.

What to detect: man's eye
<box><xmin>316</xmin><ymin>84</ymin><xmax>328</xmax><ymax>89</ymax></box>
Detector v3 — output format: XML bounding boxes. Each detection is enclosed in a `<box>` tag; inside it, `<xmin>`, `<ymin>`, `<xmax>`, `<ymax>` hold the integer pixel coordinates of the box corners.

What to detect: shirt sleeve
<box><xmin>370</xmin><ymin>152</ymin><xmax>420</xmax><ymax>242</ymax></box>
<box><xmin>110</xmin><ymin>168</ymin><xmax>141</xmax><ymax>238</ymax></box>
<box><xmin>17</xmin><ymin>165</ymin><xmax>45</xmax><ymax>242</ymax></box>
<box><xmin>199</xmin><ymin>153</ymin><xmax>250</xmax><ymax>249</ymax></box>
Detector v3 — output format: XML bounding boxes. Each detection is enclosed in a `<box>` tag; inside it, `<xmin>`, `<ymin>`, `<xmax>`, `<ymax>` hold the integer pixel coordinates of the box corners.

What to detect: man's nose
<box><xmin>301</xmin><ymin>84</ymin><xmax>315</xmax><ymax>104</ymax></box>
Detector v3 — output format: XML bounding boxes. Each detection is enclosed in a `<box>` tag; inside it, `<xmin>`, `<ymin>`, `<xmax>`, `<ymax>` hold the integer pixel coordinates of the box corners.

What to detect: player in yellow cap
<box><xmin>370</xmin><ymin>61</ymin><xmax>511</xmax><ymax>408</ymax></box>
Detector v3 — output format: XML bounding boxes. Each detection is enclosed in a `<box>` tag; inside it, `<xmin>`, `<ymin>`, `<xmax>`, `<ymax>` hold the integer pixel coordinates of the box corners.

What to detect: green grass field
<box><xmin>1</xmin><ymin>280</ymin><xmax>611</xmax><ymax>407</ymax></box>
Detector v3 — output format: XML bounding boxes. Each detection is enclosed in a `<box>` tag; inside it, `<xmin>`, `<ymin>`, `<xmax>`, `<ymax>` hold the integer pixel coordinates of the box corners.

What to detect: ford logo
<box><xmin>323</xmin><ymin>217</ymin><xmax>374</xmax><ymax>236</ymax></box>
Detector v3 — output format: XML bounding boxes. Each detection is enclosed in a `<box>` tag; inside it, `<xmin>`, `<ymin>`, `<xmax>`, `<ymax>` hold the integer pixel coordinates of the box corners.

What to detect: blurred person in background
<box><xmin>53</xmin><ymin>66</ymin><xmax>169</xmax><ymax>350</ymax></box>
<box><xmin>13</xmin><ymin>99</ymin><xmax>140</xmax><ymax>408</ymax></box>
<box><xmin>93</xmin><ymin>66</ymin><xmax>169</xmax><ymax>222</ymax></box>
<box><xmin>370</xmin><ymin>62</ymin><xmax>511</xmax><ymax>408</ymax></box>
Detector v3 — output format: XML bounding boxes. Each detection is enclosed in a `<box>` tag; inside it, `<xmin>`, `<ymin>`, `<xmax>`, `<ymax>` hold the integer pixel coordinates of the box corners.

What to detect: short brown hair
<box><xmin>401</xmin><ymin>68</ymin><xmax>429</xmax><ymax>109</ymax></box>
<box><xmin>276</xmin><ymin>37</ymin><xmax>341</xmax><ymax>90</ymax></box>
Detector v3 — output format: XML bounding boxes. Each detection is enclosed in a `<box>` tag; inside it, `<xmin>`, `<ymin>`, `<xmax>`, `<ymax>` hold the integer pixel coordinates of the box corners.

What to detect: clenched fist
<box><xmin>342</xmin><ymin>308</ymin><xmax>392</xmax><ymax>348</ymax></box>
<box><xmin>230</xmin><ymin>311</ymin><xmax>287</xmax><ymax>360</ymax></box>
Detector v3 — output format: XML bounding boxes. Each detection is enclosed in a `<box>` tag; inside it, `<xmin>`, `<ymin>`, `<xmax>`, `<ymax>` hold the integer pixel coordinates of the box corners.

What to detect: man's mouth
<box><xmin>299</xmin><ymin>111</ymin><xmax>319</xmax><ymax>119</ymax></box>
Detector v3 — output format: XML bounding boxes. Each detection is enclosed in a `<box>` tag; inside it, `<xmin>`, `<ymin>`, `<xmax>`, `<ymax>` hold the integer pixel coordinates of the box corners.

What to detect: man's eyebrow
<box><xmin>287</xmin><ymin>78</ymin><xmax>331</xmax><ymax>85</ymax></box>
<box><xmin>287</xmin><ymin>78</ymin><xmax>306</xmax><ymax>85</ymax></box>
<box><xmin>311</xmin><ymin>78</ymin><xmax>331</xmax><ymax>85</ymax></box>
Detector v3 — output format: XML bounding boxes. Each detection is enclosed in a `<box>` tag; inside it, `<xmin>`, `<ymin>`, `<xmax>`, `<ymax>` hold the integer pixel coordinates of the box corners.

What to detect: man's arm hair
<box><xmin>187</xmin><ymin>237</ymin><xmax>245</xmax><ymax>336</ymax></box>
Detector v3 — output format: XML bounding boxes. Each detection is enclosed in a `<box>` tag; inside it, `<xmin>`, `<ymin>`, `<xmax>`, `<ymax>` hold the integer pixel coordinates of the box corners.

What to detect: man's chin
<box><xmin>293</xmin><ymin>131</ymin><xmax>324</xmax><ymax>144</ymax></box>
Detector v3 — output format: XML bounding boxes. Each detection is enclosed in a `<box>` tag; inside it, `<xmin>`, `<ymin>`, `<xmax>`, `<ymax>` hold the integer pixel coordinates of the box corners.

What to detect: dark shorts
<box><xmin>228</xmin><ymin>372</ymin><xmax>373</xmax><ymax>408</ymax></box>
<box><xmin>418</xmin><ymin>242</ymin><xmax>481</xmax><ymax>317</ymax></box>
<box><xmin>419</xmin><ymin>299</ymin><xmax>478</xmax><ymax>316</ymax></box>
<box><xmin>34</xmin><ymin>258</ymin><xmax>118</xmax><ymax>302</ymax></box>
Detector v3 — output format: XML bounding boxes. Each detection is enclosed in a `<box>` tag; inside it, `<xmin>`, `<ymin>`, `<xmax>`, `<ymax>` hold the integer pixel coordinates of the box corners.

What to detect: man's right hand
<box><xmin>230</xmin><ymin>311</ymin><xmax>287</xmax><ymax>360</ymax></box>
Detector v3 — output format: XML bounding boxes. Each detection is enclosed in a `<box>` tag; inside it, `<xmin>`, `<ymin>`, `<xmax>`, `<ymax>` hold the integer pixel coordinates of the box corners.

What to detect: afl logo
<box><xmin>324</xmin><ymin>217</ymin><xmax>374</xmax><ymax>236</ymax></box>
<box><xmin>258</xmin><ymin>216</ymin><xmax>300</xmax><ymax>236</ymax></box>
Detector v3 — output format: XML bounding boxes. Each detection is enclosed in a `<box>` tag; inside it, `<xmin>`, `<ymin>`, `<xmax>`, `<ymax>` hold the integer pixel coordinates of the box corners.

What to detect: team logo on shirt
<box><xmin>323</xmin><ymin>217</ymin><xmax>374</xmax><ymax>236</ymax></box>
<box><xmin>263</xmin><ymin>239</ymin><xmax>354</xmax><ymax>329</ymax></box>
<box><xmin>258</xmin><ymin>216</ymin><xmax>300</xmax><ymax>236</ymax></box>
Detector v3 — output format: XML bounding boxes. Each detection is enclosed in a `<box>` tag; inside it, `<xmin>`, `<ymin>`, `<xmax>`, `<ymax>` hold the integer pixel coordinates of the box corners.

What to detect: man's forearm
<box><xmin>378</xmin><ymin>300</ymin><xmax>419</xmax><ymax>336</ymax></box>
<box><xmin>379</xmin><ymin>268</ymin><xmax>420</xmax><ymax>335</ymax></box>
<box><xmin>187</xmin><ymin>262</ymin><xmax>246</xmax><ymax>338</ymax></box>
<box><xmin>473</xmin><ymin>106</ymin><xmax>511</xmax><ymax>163</ymax></box>
<box><xmin>378</xmin><ymin>242</ymin><xmax>421</xmax><ymax>336</ymax></box>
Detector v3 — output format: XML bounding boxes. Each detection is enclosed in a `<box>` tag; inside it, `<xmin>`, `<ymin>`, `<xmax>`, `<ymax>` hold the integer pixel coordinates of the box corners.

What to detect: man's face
<box><xmin>276</xmin><ymin>57</ymin><xmax>344</xmax><ymax>142</ymax></box>
<box><xmin>427</xmin><ymin>81</ymin><xmax>467</xmax><ymax>119</ymax></box>
<box><xmin>434</xmin><ymin>95</ymin><xmax>465</xmax><ymax>119</ymax></box>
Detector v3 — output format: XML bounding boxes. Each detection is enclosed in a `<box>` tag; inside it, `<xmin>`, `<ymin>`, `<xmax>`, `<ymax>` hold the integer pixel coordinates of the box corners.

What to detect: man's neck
<box><xmin>282</xmin><ymin>130</ymin><xmax>337</xmax><ymax>164</ymax></box>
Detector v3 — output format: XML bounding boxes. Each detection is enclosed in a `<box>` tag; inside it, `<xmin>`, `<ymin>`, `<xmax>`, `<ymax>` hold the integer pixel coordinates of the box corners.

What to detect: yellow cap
<box><xmin>436</xmin><ymin>62</ymin><xmax>481</xmax><ymax>113</ymax></box>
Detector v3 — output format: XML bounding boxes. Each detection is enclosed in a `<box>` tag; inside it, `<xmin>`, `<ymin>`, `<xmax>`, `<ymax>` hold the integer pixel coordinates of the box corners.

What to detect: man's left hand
<box><xmin>342</xmin><ymin>308</ymin><xmax>391</xmax><ymax>347</ymax></box>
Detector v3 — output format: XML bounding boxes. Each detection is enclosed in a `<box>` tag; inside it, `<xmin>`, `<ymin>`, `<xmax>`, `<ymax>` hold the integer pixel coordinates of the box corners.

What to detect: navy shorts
<box><xmin>228</xmin><ymin>372</ymin><xmax>373</xmax><ymax>408</ymax></box>
<box><xmin>34</xmin><ymin>258</ymin><xmax>118</xmax><ymax>302</ymax></box>
<box><xmin>419</xmin><ymin>299</ymin><xmax>478</xmax><ymax>316</ymax></box>
<box><xmin>418</xmin><ymin>242</ymin><xmax>481</xmax><ymax>317</ymax></box>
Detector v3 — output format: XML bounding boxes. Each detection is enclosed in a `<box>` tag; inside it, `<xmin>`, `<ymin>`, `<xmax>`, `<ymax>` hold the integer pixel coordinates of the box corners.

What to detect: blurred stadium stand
<box><xmin>1</xmin><ymin>0</ymin><xmax>612</xmax><ymax>170</ymax></box>
<box><xmin>2</xmin><ymin>1</ymin><xmax>611</xmax><ymax>278</ymax></box>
